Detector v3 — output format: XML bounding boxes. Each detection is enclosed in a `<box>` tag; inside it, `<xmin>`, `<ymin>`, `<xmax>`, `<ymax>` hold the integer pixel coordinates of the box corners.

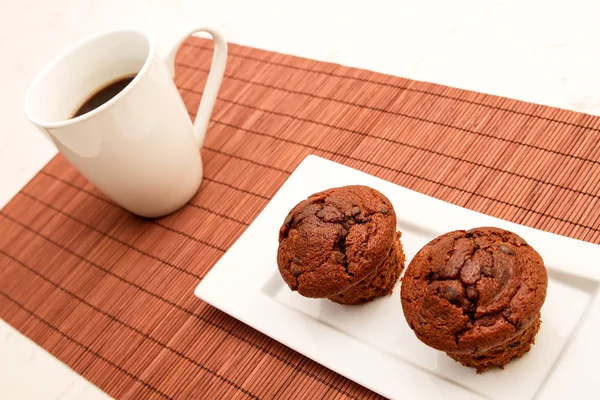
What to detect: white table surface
<box><xmin>2</xmin><ymin>0</ymin><xmax>599</xmax><ymax>398</ymax></box>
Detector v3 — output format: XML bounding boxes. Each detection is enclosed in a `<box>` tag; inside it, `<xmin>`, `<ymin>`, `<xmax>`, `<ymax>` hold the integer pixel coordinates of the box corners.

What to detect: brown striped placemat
<box><xmin>2</xmin><ymin>36</ymin><xmax>600</xmax><ymax>399</ymax></box>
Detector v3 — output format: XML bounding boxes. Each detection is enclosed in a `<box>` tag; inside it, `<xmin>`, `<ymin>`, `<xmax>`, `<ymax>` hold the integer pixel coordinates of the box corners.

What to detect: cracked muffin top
<box><xmin>401</xmin><ymin>227</ymin><xmax>548</xmax><ymax>355</ymax></box>
<box><xmin>277</xmin><ymin>185</ymin><xmax>397</xmax><ymax>298</ymax></box>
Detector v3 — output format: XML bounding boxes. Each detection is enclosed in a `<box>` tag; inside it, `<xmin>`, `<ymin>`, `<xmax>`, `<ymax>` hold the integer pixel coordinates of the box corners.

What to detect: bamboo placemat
<box><xmin>2</xmin><ymin>36</ymin><xmax>600</xmax><ymax>399</ymax></box>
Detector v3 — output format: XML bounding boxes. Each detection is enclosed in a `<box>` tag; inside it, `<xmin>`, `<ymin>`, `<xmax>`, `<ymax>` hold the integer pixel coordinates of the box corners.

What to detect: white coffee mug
<box><xmin>24</xmin><ymin>27</ymin><xmax>227</xmax><ymax>218</ymax></box>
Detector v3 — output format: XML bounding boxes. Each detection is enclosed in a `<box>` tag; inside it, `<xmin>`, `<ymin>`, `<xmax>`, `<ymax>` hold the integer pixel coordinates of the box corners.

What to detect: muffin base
<box><xmin>328</xmin><ymin>232</ymin><xmax>405</xmax><ymax>305</ymax></box>
<box><xmin>448</xmin><ymin>315</ymin><xmax>542</xmax><ymax>373</ymax></box>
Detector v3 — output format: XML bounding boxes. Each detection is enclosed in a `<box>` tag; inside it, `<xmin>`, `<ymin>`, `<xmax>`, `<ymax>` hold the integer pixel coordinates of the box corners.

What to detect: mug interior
<box><xmin>25</xmin><ymin>30</ymin><xmax>151</xmax><ymax>127</ymax></box>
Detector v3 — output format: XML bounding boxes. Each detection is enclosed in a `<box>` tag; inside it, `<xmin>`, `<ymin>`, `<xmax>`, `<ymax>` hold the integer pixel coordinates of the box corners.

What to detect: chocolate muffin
<box><xmin>277</xmin><ymin>185</ymin><xmax>405</xmax><ymax>305</ymax></box>
<box><xmin>401</xmin><ymin>227</ymin><xmax>547</xmax><ymax>373</ymax></box>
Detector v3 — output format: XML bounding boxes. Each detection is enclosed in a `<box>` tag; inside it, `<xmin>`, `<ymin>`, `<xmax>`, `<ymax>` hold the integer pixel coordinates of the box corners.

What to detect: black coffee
<box><xmin>72</xmin><ymin>75</ymin><xmax>136</xmax><ymax>118</ymax></box>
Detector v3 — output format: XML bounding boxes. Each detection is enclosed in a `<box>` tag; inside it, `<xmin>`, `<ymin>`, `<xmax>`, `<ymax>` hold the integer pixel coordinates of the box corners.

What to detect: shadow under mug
<box><xmin>24</xmin><ymin>27</ymin><xmax>228</xmax><ymax>218</ymax></box>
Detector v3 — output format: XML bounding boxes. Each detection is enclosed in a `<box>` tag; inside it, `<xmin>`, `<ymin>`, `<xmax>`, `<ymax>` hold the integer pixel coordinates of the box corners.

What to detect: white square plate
<box><xmin>195</xmin><ymin>155</ymin><xmax>600</xmax><ymax>400</ymax></box>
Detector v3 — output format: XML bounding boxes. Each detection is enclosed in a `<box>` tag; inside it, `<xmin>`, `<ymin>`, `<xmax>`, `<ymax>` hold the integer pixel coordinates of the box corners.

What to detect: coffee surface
<box><xmin>72</xmin><ymin>75</ymin><xmax>135</xmax><ymax>118</ymax></box>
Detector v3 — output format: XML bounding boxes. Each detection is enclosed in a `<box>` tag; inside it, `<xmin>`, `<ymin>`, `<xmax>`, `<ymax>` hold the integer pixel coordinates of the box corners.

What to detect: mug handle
<box><xmin>164</xmin><ymin>27</ymin><xmax>228</xmax><ymax>148</ymax></box>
